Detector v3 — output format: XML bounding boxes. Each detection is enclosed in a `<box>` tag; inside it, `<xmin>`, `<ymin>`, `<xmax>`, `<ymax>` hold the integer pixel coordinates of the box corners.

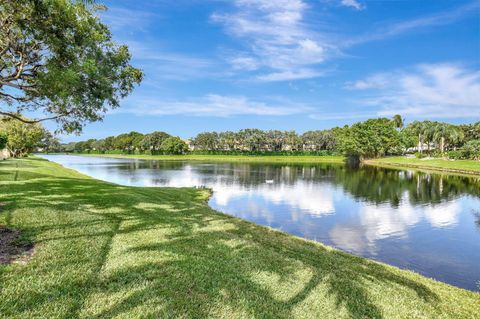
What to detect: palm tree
<box><xmin>432</xmin><ymin>123</ymin><xmax>464</xmax><ymax>153</ymax></box>
<box><xmin>409</xmin><ymin>121</ymin><xmax>427</xmax><ymax>153</ymax></box>
<box><xmin>392</xmin><ymin>114</ymin><xmax>404</xmax><ymax>130</ymax></box>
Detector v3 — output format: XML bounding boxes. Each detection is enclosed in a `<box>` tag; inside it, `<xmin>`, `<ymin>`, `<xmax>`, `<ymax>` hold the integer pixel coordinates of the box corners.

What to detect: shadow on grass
<box><xmin>0</xmin><ymin>166</ymin><xmax>452</xmax><ymax>318</ymax></box>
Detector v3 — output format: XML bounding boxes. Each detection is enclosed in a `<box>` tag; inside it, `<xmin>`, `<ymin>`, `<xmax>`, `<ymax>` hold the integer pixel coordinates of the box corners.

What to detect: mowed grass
<box><xmin>368</xmin><ymin>156</ymin><xmax>480</xmax><ymax>175</ymax></box>
<box><xmin>74</xmin><ymin>153</ymin><xmax>345</xmax><ymax>164</ymax></box>
<box><xmin>0</xmin><ymin>158</ymin><xmax>479</xmax><ymax>319</ymax></box>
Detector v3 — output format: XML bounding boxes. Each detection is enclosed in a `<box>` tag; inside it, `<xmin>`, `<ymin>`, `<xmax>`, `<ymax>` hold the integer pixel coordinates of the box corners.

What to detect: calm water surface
<box><xmin>39</xmin><ymin>154</ymin><xmax>480</xmax><ymax>291</ymax></box>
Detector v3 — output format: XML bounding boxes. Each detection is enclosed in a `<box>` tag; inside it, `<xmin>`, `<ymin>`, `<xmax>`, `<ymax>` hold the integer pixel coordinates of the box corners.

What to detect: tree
<box><xmin>337</xmin><ymin>118</ymin><xmax>401</xmax><ymax>159</ymax></box>
<box><xmin>91</xmin><ymin>139</ymin><xmax>106</xmax><ymax>152</ymax></box>
<box><xmin>104</xmin><ymin>136</ymin><xmax>115</xmax><ymax>151</ymax></box>
<box><xmin>238</xmin><ymin>129</ymin><xmax>266</xmax><ymax>151</ymax></box>
<box><xmin>462</xmin><ymin>140</ymin><xmax>480</xmax><ymax>160</ymax></box>
<box><xmin>192</xmin><ymin>132</ymin><xmax>219</xmax><ymax>151</ymax></box>
<box><xmin>40</xmin><ymin>131</ymin><xmax>61</xmax><ymax>153</ymax></box>
<box><xmin>63</xmin><ymin>142</ymin><xmax>76</xmax><ymax>153</ymax></box>
<box><xmin>0</xmin><ymin>117</ymin><xmax>46</xmax><ymax>157</ymax></box>
<box><xmin>399</xmin><ymin>126</ymin><xmax>417</xmax><ymax>151</ymax></box>
<box><xmin>432</xmin><ymin>122</ymin><xmax>464</xmax><ymax>153</ymax></box>
<box><xmin>113</xmin><ymin>132</ymin><xmax>143</xmax><ymax>152</ymax></box>
<box><xmin>74</xmin><ymin>141</ymin><xmax>87</xmax><ymax>153</ymax></box>
<box><xmin>302</xmin><ymin>130</ymin><xmax>337</xmax><ymax>151</ymax></box>
<box><xmin>392</xmin><ymin>114</ymin><xmax>404</xmax><ymax>129</ymax></box>
<box><xmin>460</xmin><ymin>122</ymin><xmax>480</xmax><ymax>143</ymax></box>
<box><xmin>141</xmin><ymin>131</ymin><xmax>170</xmax><ymax>152</ymax></box>
<box><xmin>218</xmin><ymin>131</ymin><xmax>237</xmax><ymax>150</ymax></box>
<box><xmin>264</xmin><ymin>130</ymin><xmax>283</xmax><ymax>151</ymax></box>
<box><xmin>283</xmin><ymin>131</ymin><xmax>301</xmax><ymax>151</ymax></box>
<box><xmin>160</xmin><ymin>137</ymin><xmax>188</xmax><ymax>155</ymax></box>
<box><xmin>409</xmin><ymin>121</ymin><xmax>431</xmax><ymax>153</ymax></box>
<box><xmin>0</xmin><ymin>0</ymin><xmax>143</xmax><ymax>133</ymax></box>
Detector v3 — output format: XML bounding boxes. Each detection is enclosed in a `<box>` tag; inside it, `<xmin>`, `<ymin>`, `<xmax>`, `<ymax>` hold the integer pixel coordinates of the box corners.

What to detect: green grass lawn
<box><xmin>71</xmin><ymin>153</ymin><xmax>345</xmax><ymax>164</ymax></box>
<box><xmin>368</xmin><ymin>156</ymin><xmax>480</xmax><ymax>175</ymax></box>
<box><xmin>1</xmin><ymin>158</ymin><xmax>479</xmax><ymax>318</ymax></box>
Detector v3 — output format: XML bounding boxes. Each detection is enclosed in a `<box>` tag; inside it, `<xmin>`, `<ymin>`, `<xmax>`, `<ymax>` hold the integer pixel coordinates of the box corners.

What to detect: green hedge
<box><xmin>446</xmin><ymin>140</ymin><xmax>480</xmax><ymax>160</ymax></box>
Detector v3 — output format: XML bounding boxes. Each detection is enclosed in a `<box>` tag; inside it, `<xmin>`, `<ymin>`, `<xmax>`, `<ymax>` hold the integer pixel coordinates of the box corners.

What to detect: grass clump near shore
<box><xmin>368</xmin><ymin>156</ymin><xmax>480</xmax><ymax>175</ymax></box>
<box><xmin>1</xmin><ymin>158</ymin><xmax>479</xmax><ymax>318</ymax></box>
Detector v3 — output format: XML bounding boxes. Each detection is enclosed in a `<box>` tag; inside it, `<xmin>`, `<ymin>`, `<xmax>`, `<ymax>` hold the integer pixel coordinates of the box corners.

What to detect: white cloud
<box><xmin>424</xmin><ymin>202</ymin><xmax>460</xmax><ymax>228</ymax></box>
<box><xmin>212</xmin><ymin>0</ymin><xmax>331</xmax><ymax>81</ymax></box>
<box><xmin>340</xmin><ymin>0</ymin><xmax>364</xmax><ymax>10</ymax></box>
<box><xmin>123</xmin><ymin>40</ymin><xmax>216</xmax><ymax>81</ymax></box>
<box><xmin>345</xmin><ymin>73</ymin><xmax>389</xmax><ymax>90</ymax></box>
<box><xmin>346</xmin><ymin>1</ymin><xmax>480</xmax><ymax>46</ymax></box>
<box><xmin>117</xmin><ymin>94</ymin><xmax>311</xmax><ymax>117</ymax></box>
<box><xmin>228</xmin><ymin>55</ymin><xmax>259</xmax><ymax>71</ymax></box>
<box><xmin>212</xmin><ymin>181</ymin><xmax>335</xmax><ymax>216</ymax></box>
<box><xmin>329</xmin><ymin>193</ymin><xmax>461</xmax><ymax>255</ymax></box>
<box><xmin>348</xmin><ymin>64</ymin><xmax>480</xmax><ymax>119</ymax></box>
<box><xmin>257</xmin><ymin>69</ymin><xmax>325</xmax><ymax>82</ymax></box>
<box><xmin>309</xmin><ymin>111</ymin><xmax>376</xmax><ymax>121</ymax></box>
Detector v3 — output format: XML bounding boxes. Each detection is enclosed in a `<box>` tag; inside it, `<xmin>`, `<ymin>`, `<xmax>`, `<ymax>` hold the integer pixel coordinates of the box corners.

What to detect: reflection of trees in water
<box><xmin>118</xmin><ymin>159</ymin><xmax>480</xmax><ymax>206</ymax></box>
<box><xmin>331</xmin><ymin>166</ymin><xmax>480</xmax><ymax>206</ymax></box>
<box><xmin>217</xmin><ymin>163</ymin><xmax>480</xmax><ymax>206</ymax></box>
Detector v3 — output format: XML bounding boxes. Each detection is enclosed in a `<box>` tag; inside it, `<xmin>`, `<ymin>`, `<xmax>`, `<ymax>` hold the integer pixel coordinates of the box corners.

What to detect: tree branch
<box><xmin>0</xmin><ymin>111</ymin><xmax>70</xmax><ymax>124</ymax></box>
<box><xmin>0</xmin><ymin>91</ymin><xmax>31</xmax><ymax>102</ymax></box>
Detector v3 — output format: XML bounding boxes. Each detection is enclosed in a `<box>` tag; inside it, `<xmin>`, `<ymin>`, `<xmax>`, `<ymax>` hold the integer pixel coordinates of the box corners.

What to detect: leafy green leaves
<box><xmin>160</xmin><ymin>137</ymin><xmax>189</xmax><ymax>155</ymax></box>
<box><xmin>337</xmin><ymin>118</ymin><xmax>401</xmax><ymax>159</ymax></box>
<box><xmin>0</xmin><ymin>0</ymin><xmax>142</xmax><ymax>133</ymax></box>
<box><xmin>0</xmin><ymin>118</ymin><xmax>46</xmax><ymax>157</ymax></box>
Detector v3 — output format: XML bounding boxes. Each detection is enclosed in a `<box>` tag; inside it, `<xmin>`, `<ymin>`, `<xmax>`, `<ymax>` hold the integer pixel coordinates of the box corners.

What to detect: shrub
<box><xmin>462</xmin><ymin>140</ymin><xmax>480</xmax><ymax>160</ymax></box>
<box><xmin>430</xmin><ymin>150</ymin><xmax>444</xmax><ymax>158</ymax></box>
<box><xmin>447</xmin><ymin>150</ymin><xmax>463</xmax><ymax>160</ymax></box>
<box><xmin>414</xmin><ymin>152</ymin><xmax>427</xmax><ymax>159</ymax></box>
<box><xmin>0</xmin><ymin>132</ymin><xmax>7</xmax><ymax>149</ymax></box>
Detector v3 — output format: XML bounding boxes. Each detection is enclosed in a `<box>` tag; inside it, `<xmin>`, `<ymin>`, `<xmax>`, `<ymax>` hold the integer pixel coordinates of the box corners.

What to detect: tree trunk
<box><xmin>418</xmin><ymin>134</ymin><xmax>422</xmax><ymax>153</ymax></box>
<box><xmin>440</xmin><ymin>137</ymin><xmax>445</xmax><ymax>153</ymax></box>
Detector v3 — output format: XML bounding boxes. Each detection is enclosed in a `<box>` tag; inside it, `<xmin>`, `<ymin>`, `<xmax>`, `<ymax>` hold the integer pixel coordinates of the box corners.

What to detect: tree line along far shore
<box><xmin>1</xmin><ymin>116</ymin><xmax>479</xmax><ymax>161</ymax></box>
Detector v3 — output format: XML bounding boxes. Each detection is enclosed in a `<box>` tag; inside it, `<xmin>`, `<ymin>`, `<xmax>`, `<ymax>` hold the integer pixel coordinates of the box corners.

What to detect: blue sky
<box><xmin>57</xmin><ymin>0</ymin><xmax>480</xmax><ymax>142</ymax></box>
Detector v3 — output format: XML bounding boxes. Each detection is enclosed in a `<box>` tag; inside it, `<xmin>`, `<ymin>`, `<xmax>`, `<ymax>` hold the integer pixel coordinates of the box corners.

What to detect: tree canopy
<box><xmin>160</xmin><ymin>137</ymin><xmax>188</xmax><ymax>155</ymax></box>
<box><xmin>0</xmin><ymin>117</ymin><xmax>46</xmax><ymax>157</ymax></box>
<box><xmin>46</xmin><ymin>118</ymin><xmax>479</xmax><ymax>160</ymax></box>
<box><xmin>0</xmin><ymin>0</ymin><xmax>143</xmax><ymax>133</ymax></box>
<box><xmin>337</xmin><ymin>118</ymin><xmax>401</xmax><ymax>159</ymax></box>
<box><xmin>141</xmin><ymin>131</ymin><xmax>171</xmax><ymax>152</ymax></box>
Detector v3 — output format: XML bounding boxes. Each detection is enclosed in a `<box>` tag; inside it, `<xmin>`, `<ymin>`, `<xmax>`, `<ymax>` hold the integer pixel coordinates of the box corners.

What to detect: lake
<box><xmin>38</xmin><ymin>154</ymin><xmax>480</xmax><ymax>291</ymax></box>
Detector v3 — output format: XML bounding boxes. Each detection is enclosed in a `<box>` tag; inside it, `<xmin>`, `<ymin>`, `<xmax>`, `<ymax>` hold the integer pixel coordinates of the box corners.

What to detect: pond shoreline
<box><xmin>43</xmin><ymin>153</ymin><xmax>345</xmax><ymax>163</ymax></box>
<box><xmin>46</xmin><ymin>153</ymin><xmax>480</xmax><ymax>176</ymax></box>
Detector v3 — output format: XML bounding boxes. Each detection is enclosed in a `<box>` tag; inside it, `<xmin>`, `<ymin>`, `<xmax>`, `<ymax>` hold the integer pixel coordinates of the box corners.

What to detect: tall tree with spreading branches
<box><xmin>0</xmin><ymin>0</ymin><xmax>143</xmax><ymax>133</ymax></box>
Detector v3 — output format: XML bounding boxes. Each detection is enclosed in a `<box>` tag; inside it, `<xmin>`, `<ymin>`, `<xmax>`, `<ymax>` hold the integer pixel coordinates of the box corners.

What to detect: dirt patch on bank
<box><xmin>0</xmin><ymin>226</ymin><xmax>34</xmax><ymax>265</ymax></box>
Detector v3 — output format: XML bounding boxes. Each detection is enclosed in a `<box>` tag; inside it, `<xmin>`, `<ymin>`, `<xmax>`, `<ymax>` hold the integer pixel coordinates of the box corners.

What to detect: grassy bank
<box><xmin>1</xmin><ymin>158</ymin><xmax>479</xmax><ymax>318</ymax></box>
<box><xmin>63</xmin><ymin>153</ymin><xmax>345</xmax><ymax>164</ymax></box>
<box><xmin>368</xmin><ymin>156</ymin><xmax>480</xmax><ymax>175</ymax></box>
